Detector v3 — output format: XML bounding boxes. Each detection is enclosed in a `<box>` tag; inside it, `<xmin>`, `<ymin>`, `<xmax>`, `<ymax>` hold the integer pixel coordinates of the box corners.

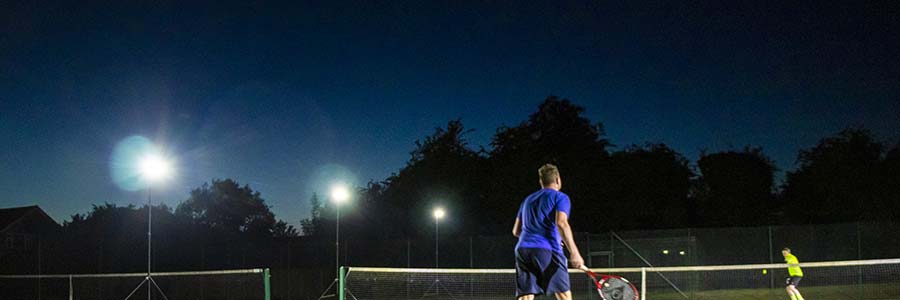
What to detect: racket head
<box><xmin>583</xmin><ymin>271</ymin><xmax>639</xmax><ymax>300</ymax></box>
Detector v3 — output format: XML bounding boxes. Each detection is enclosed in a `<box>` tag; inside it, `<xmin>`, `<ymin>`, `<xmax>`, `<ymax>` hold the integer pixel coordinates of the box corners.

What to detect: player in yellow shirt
<box><xmin>782</xmin><ymin>247</ymin><xmax>805</xmax><ymax>300</ymax></box>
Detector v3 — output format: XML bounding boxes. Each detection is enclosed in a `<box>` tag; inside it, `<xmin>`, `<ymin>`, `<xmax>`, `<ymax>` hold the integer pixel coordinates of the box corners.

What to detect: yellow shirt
<box><xmin>784</xmin><ymin>254</ymin><xmax>803</xmax><ymax>277</ymax></box>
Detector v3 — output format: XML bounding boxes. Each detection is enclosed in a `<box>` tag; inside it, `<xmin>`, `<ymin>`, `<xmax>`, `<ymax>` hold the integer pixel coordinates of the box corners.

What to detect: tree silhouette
<box><xmin>782</xmin><ymin>128</ymin><xmax>883</xmax><ymax>223</ymax></box>
<box><xmin>878</xmin><ymin>144</ymin><xmax>900</xmax><ymax>221</ymax></box>
<box><xmin>375</xmin><ymin>120</ymin><xmax>487</xmax><ymax>237</ymax></box>
<box><xmin>605</xmin><ymin>143</ymin><xmax>694</xmax><ymax>229</ymax></box>
<box><xmin>273</xmin><ymin>220</ymin><xmax>299</xmax><ymax>238</ymax></box>
<box><xmin>695</xmin><ymin>147</ymin><xmax>776</xmax><ymax>226</ymax></box>
<box><xmin>176</xmin><ymin>179</ymin><xmax>278</xmax><ymax>237</ymax></box>
<box><xmin>489</xmin><ymin>97</ymin><xmax>611</xmax><ymax>232</ymax></box>
<box><xmin>61</xmin><ymin>203</ymin><xmax>185</xmax><ymax>272</ymax></box>
<box><xmin>299</xmin><ymin>193</ymin><xmax>325</xmax><ymax>236</ymax></box>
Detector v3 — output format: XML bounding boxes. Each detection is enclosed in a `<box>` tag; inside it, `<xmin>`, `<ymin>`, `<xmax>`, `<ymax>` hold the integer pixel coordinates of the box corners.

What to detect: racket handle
<box><xmin>578</xmin><ymin>265</ymin><xmax>592</xmax><ymax>272</ymax></box>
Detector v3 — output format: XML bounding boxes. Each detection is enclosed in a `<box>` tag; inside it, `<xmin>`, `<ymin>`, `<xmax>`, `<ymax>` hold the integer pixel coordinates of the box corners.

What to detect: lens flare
<box><xmin>110</xmin><ymin>136</ymin><xmax>174</xmax><ymax>191</ymax></box>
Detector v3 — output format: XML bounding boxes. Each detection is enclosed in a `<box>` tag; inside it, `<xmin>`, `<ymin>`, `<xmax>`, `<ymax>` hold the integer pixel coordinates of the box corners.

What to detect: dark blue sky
<box><xmin>2</xmin><ymin>1</ymin><xmax>898</xmax><ymax>226</ymax></box>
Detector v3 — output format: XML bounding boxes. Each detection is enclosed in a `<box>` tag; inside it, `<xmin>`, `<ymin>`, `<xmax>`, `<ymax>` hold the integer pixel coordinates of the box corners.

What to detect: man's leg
<box><xmin>516</xmin><ymin>248</ymin><xmax>543</xmax><ymax>300</ymax></box>
<box><xmin>553</xmin><ymin>290</ymin><xmax>572</xmax><ymax>300</ymax></box>
<box><xmin>789</xmin><ymin>285</ymin><xmax>804</xmax><ymax>300</ymax></box>
<box><xmin>786</xmin><ymin>286</ymin><xmax>797</xmax><ymax>300</ymax></box>
<box><xmin>787</xmin><ymin>277</ymin><xmax>804</xmax><ymax>300</ymax></box>
<box><xmin>547</xmin><ymin>252</ymin><xmax>571</xmax><ymax>300</ymax></box>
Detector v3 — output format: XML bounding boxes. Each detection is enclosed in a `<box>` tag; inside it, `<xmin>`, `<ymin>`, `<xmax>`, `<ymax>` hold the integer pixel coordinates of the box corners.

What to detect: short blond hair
<box><xmin>538</xmin><ymin>164</ymin><xmax>560</xmax><ymax>186</ymax></box>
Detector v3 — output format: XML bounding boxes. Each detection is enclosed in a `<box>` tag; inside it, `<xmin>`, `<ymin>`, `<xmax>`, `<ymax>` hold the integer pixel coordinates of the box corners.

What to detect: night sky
<box><xmin>2</xmin><ymin>1</ymin><xmax>898</xmax><ymax>226</ymax></box>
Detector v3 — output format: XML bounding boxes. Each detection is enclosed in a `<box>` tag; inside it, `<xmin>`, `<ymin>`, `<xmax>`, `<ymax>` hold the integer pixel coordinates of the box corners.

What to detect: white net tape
<box><xmin>344</xmin><ymin>258</ymin><xmax>900</xmax><ymax>300</ymax></box>
<box><xmin>0</xmin><ymin>268</ymin><xmax>267</xmax><ymax>300</ymax></box>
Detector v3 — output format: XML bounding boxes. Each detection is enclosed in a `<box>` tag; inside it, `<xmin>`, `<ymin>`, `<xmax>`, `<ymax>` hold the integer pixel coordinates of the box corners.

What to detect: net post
<box><xmin>68</xmin><ymin>275</ymin><xmax>73</xmax><ymax>300</ymax></box>
<box><xmin>339</xmin><ymin>266</ymin><xmax>346</xmax><ymax>300</ymax></box>
<box><xmin>263</xmin><ymin>268</ymin><xmax>271</xmax><ymax>300</ymax></box>
<box><xmin>640</xmin><ymin>267</ymin><xmax>646</xmax><ymax>300</ymax></box>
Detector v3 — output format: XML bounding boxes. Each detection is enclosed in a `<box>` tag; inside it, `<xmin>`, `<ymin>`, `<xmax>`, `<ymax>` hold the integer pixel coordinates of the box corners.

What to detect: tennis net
<box><xmin>0</xmin><ymin>268</ymin><xmax>270</xmax><ymax>300</ymax></box>
<box><xmin>342</xmin><ymin>258</ymin><xmax>900</xmax><ymax>300</ymax></box>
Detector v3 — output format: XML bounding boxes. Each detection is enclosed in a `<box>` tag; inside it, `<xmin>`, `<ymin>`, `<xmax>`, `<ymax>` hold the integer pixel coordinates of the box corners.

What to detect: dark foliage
<box><xmin>695</xmin><ymin>147</ymin><xmax>777</xmax><ymax>226</ymax></box>
<box><xmin>12</xmin><ymin>98</ymin><xmax>897</xmax><ymax>283</ymax></box>
<box><xmin>781</xmin><ymin>128</ymin><xmax>885</xmax><ymax>223</ymax></box>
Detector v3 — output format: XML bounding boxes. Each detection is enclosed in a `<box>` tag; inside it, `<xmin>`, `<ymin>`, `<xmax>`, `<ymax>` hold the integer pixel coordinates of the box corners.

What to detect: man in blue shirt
<box><xmin>512</xmin><ymin>164</ymin><xmax>584</xmax><ymax>300</ymax></box>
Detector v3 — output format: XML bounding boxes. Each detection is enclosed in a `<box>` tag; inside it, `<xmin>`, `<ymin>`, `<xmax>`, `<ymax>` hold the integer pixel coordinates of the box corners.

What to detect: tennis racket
<box><xmin>579</xmin><ymin>266</ymin><xmax>639</xmax><ymax>300</ymax></box>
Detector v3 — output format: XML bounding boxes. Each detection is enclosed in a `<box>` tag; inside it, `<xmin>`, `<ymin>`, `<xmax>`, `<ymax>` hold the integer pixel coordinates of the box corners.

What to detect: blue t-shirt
<box><xmin>515</xmin><ymin>188</ymin><xmax>571</xmax><ymax>254</ymax></box>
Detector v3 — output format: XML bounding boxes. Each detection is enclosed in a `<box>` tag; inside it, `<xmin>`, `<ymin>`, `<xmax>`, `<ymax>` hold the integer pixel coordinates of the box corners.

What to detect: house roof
<box><xmin>0</xmin><ymin>205</ymin><xmax>57</xmax><ymax>233</ymax></box>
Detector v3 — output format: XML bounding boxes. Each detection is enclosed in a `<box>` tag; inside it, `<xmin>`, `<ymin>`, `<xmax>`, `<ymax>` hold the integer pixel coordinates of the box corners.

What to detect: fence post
<box><xmin>263</xmin><ymin>268</ymin><xmax>271</xmax><ymax>300</ymax></box>
<box><xmin>339</xmin><ymin>266</ymin><xmax>346</xmax><ymax>300</ymax></box>
<box><xmin>469</xmin><ymin>236</ymin><xmax>473</xmax><ymax>268</ymax></box>
<box><xmin>69</xmin><ymin>275</ymin><xmax>73</xmax><ymax>300</ymax></box>
<box><xmin>406</xmin><ymin>239</ymin><xmax>411</xmax><ymax>299</ymax></box>
<box><xmin>857</xmin><ymin>222</ymin><xmax>862</xmax><ymax>300</ymax></box>
<box><xmin>587</xmin><ymin>233</ymin><xmax>592</xmax><ymax>267</ymax></box>
<box><xmin>768</xmin><ymin>225</ymin><xmax>774</xmax><ymax>291</ymax></box>
<box><xmin>641</xmin><ymin>267</ymin><xmax>646</xmax><ymax>300</ymax></box>
<box><xmin>609</xmin><ymin>231</ymin><xmax>615</xmax><ymax>267</ymax></box>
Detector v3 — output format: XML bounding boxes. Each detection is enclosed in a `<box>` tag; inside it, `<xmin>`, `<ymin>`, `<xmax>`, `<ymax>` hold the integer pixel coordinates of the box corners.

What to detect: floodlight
<box><xmin>331</xmin><ymin>185</ymin><xmax>350</xmax><ymax>204</ymax></box>
<box><xmin>433</xmin><ymin>207</ymin><xmax>445</xmax><ymax>220</ymax></box>
<box><xmin>139</xmin><ymin>154</ymin><xmax>171</xmax><ymax>182</ymax></box>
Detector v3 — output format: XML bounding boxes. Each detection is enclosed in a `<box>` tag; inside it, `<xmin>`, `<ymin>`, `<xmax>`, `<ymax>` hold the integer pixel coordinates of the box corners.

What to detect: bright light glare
<box><xmin>331</xmin><ymin>185</ymin><xmax>350</xmax><ymax>204</ymax></box>
<box><xmin>433</xmin><ymin>207</ymin><xmax>446</xmax><ymax>220</ymax></box>
<box><xmin>139</xmin><ymin>154</ymin><xmax>172</xmax><ymax>182</ymax></box>
<box><xmin>662</xmin><ymin>249</ymin><xmax>669</xmax><ymax>255</ymax></box>
<box><xmin>679</xmin><ymin>250</ymin><xmax>686</xmax><ymax>256</ymax></box>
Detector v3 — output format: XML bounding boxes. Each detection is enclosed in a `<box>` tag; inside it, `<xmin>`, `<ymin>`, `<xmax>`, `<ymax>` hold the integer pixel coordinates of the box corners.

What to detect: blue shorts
<box><xmin>515</xmin><ymin>247</ymin><xmax>570</xmax><ymax>296</ymax></box>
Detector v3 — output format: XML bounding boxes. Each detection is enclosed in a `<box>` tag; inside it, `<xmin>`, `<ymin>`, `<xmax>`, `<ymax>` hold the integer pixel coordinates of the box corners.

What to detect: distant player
<box><xmin>782</xmin><ymin>247</ymin><xmax>805</xmax><ymax>300</ymax></box>
<box><xmin>512</xmin><ymin>164</ymin><xmax>584</xmax><ymax>300</ymax></box>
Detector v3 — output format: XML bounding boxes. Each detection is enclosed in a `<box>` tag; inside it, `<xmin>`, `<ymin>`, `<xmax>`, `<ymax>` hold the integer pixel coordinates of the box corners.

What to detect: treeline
<box><xmin>19</xmin><ymin>179</ymin><xmax>293</xmax><ymax>274</ymax></box>
<box><xmin>7</xmin><ymin>97</ymin><xmax>898</xmax><ymax>275</ymax></box>
<box><xmin>303</xmin><ymin>97</ymin><xmax>900</xmax><ymax>240</ymax></box>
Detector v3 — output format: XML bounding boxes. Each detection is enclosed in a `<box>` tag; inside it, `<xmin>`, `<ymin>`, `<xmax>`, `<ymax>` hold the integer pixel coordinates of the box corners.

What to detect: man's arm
<box><xmin>556</xmin><ymin>211</ymin><xmax>584</xmax><ymax>268</ymax></box>
<box><xmin>512</xmin><ymin>217</ymin><xmax>522</xmax><ymax>237</ymax></box>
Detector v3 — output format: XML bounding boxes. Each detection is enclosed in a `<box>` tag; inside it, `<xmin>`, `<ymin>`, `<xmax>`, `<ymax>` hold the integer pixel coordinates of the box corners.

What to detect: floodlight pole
<box><xmin>318</xmin><ymin>190</ymin><xmax>349</xmax><ymax>300</ymax></box>
<box><xmin>423</xmin><ymin>211</ymin><xmax>450</xmax><ymax>298</ymax></box>
<box><xmin>435</xmin><ymin>217</ymin><xmax>439</xmax><ymax>268</ymax></box>
<box><xmin>148</xmin><ymin>187</ymin><xmax>152</xmax><ymax>300</ymax></box>
<box><xmin>335</xmin><ymin>204</ymin><xmax>341</xmax><ymax>278</ymax></box>
<box><xmin>123</xmin><ymin>184</ymin><xmax>169</xmax><ymax>300</ymax></box>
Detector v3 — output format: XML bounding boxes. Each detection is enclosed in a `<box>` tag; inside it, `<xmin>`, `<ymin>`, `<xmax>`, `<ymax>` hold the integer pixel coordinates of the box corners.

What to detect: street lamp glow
<box><xmin>138</xmin><ymin>154</ymin><xmax>171</xmax><ymax>182</ymax></box>
<box><xmin>331</xmin><ymin>185</ymin><xmax>350</xmax><ymax>204</ymax></box>
<box><xmin>433</xmin><ymin>207</ymin><xmax>445</xmax><ymax>220</ymax></box>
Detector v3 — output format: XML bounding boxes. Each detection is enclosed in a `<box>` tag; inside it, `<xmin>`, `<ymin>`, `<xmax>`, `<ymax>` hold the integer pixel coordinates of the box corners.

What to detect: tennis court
<box><xmin>340</xmin><ymin>259</ymin><xmax>900</xmax><ymax>300</ymax></box>
<box><xmin>4</xmin><ymin>223</ymin><xmax>900</xmax><ymax>299</ymax></box>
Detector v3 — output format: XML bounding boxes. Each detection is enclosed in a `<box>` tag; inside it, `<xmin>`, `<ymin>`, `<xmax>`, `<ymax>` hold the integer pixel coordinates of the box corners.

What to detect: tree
<box><xmin>343</xmin><ymin>180</ymin><xmax>389</xmax><ymax>239</ymax></box>
<box><xmin>878</xmin><ymin>144</ymin><xmax>900</xmax><ymax>221</ymax></box>
<box><xmin>694</xmin><ymin>147</ymin><xmax>777</xmax><ymax>226</ymax></box>
<box><xmin>62</xmin><ymin>203</ymin><xmax>187</xmax><ymax>272</ymax></box>
<box><xmin>375</xmin><ymin>119</ymin><xmax>488</xmax><ymax>237</ymax></box>
<box><xmin>782</xmin><ymin>128</ymin><xmax>883</xmax><ymax>223</ymax></box>
<box><xmin>273</xmin><ymin>220</ymin><xmax>299</xmax><ymax>238</ymax></box>
<box><xmin>176</xmin><ymin>179</ymin><xmax>278</xmax><ymax>237</ymax></box>
<box><xmin>299</xmin><ymin>193</ymin><xmax>325</xmax><ymax>236</ymax></box>
<box><xmin>488</xmin><ymin>97</ymin><xmax>611</xmax><ymax>232</ymax></box>
<box><xmin>605</xmin><ymin>144</ymin><xmax>694</xmax><ymax>229</ymax></box>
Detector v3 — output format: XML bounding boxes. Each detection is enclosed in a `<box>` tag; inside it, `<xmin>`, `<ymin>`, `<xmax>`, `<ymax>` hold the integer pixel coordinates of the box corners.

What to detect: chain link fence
<box><xmin>4</xmin><ymin>222</ymin><xmax>898</xmax><ymax>299</ymax></box>
<box><xmin>269</xmin><ymin>221</ymin><xmax>900</xmax><ymax>299</ymax></box>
